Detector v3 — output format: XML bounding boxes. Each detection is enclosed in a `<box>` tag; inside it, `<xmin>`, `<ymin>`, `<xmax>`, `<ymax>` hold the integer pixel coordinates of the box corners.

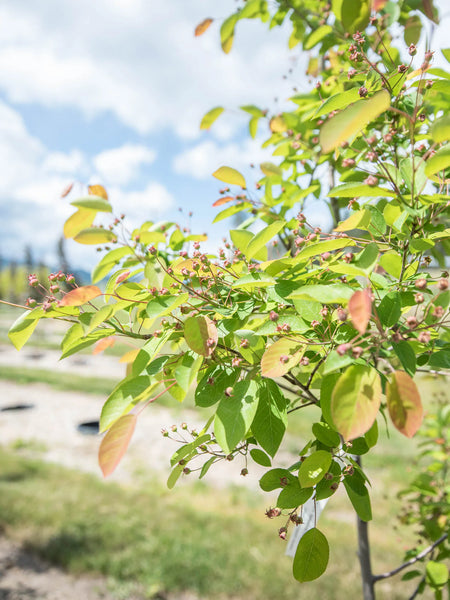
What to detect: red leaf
<box><xmin>93</xmin><ymin>336</ymin><xmax>115</xmax><ymax>355</ymax></box>
<box><xmin>115</xmin><ymin>270</ymin><xmax>130</xmax><ymax>285</ymax></box>
<box><xmin>98</xmin><ymin>414</ymin><xmax>136</xmax><ymax>477</ymax></box>
<box><xmin>212</xmin><ymin>196</ymin><xmax>235</xmax><ymax>207</ymax></box>
<box><xmin>348</xmin><ymin>289</ymin><xmax>372</xmax><ymax>334</ymax></box>
<box><xmin>386</xmin><ymin>371</ymin><xmax>424</xmax><ymax>438</ymax></box>
<box><xmin>261</xmin><ymin>339</ymin><xmax>304</xmax><ymax>378</ymax></box>
<box><xmin>61</xmin><ymin>182</ymin><xmax>74</xmax><ymax>198</ymax></box>
<box><xmin>59</xmin><ymin>285</ymin><xmax>102</xmax><ymax>306</ymax></box>
<box><xmin>195</xmin><ymin>17</ymin><xmax>213</xmax><ymax>36</ymax></box>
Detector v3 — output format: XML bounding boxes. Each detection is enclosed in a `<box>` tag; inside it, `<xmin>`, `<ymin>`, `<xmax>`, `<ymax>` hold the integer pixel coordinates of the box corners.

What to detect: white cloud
<box><xmin>93</xmin><ymin>144</ymin><xmax>156</xmax><ymax>186</ymax></box>
<box><xmin>0</xmin><ymin>1</ymin><xmax>296</xmax><ymax>138</ymax></box>
<box><xmin>110</xmin><ymin>182</ymin><xmax>175</xmax><ymax>222</ymax></box>
<box><xmin>0</xmin><ymin>100</ymin><xmax>174</xmax><ymax>267</ymax></box>
<box><xmin>172</xmin><ymin>137</ymin><xmax>276</xmax><ymax>180</ymax></box>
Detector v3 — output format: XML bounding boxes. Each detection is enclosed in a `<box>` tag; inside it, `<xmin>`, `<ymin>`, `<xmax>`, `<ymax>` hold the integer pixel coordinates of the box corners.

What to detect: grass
<box><xmin>0</xmin><ymin>443</ymin><xmax>434</xmax><ymax>600</ymax></box>
<box><xmin>0</xmin><ymin>365</ymin><xmax>120</xmax><ymax>396</ymax></box>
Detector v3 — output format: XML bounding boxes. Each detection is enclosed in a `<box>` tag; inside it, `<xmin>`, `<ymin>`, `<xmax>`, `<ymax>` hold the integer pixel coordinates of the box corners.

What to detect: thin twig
<box><xmin>372</xmin><ymin>533</ymin><xmax>448</xmax><ymax>582</ymax></box>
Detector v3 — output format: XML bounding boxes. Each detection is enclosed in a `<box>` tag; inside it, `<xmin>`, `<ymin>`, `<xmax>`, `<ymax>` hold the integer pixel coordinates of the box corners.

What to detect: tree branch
<box><xmin>373</xmin><ymin>533</ymin><xmax>448</xmax><ymax>582</ymax></box>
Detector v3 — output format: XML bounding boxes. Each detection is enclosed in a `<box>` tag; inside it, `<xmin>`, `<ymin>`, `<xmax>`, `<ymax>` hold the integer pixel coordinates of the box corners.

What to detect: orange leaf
<box><xmin>348</xmin><ymin>289</ymin><xmax>372</xmax><ymax>334</ymax></box>
<box><xmin>59</xmin><ymin>285</ymin><xmax>102</xmax><ymax>306</ymax></box>
<box><xmin>261</xmin><ymin>338</ymin><xmax>304</xmax><ymax>378</ymax></box>
<box><xmin>195</xmin><ymin>17</ymin><xmax>213</xmax><ymax>36</ymax></box>
<box><xmin>98</xmin><ymin>414</ymin><xmax>137</xmax><ymax>477</ymax></box>
<box><xmin>212</xmin><ymin>196</ymin><xmax>235</xmax><ymax>207</ymax></box>
<box><xmin>386</xmin><ymin>371</ymin><xmax>423</xmax><ymax>438</ymax></box>
<box><xmin>61</xmin><ymin>182</ymin><xmax>74</xmax><ymax>198</ymax></box>
<box><xmin>372</xmin><ymin>0</ymin><xmax>387</xmax><ymax>10</ymax></box>
<box><xmin>88</xmin><ymin>184</ymin><xmax>109</xmax><ymax>200</ymax></box>
<box><xmin>93</xmin><ymin>336</ymin><xmax>115</xmax><ymax>355</ymax></box>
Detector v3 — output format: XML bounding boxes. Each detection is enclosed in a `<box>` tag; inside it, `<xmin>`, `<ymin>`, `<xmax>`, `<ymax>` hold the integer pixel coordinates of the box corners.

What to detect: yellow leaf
<box><xmin>320</xmin><ymin>90</ymin><xmax>390</xmax><ymax>154</ymax></box>
<box><xmin>63</xmin><ymin>209</ymin><xmax>96</xmax><ymax>239</ymax></box>
<box><xmin>212</xmin><ymin>166</ymin><xmax>246</xmax><ymax>188</ymax></box>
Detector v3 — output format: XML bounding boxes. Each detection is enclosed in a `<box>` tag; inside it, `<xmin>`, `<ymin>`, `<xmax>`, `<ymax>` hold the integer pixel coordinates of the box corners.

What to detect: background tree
<box><xmin>4</xmin><ymin>1</ymin><xmax>450</xmax><ymax>598</ymax></box>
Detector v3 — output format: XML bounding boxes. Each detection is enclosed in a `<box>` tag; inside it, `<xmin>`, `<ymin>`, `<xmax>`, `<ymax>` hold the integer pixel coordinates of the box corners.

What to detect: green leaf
<box><xmin>343</xmin><ymin>470</ymin><xmax>372</xmax><ymax>521</ymax></box>
<box><xmin>334</xmin><ymin>209</ymin><xmax>371</xmax><ymax>232</ymax></box>
<box><xmin>167</xmin><ymin>463</ymin><xmax>184</xmax><ymax>489</ymax></box>
<box><xmin>74</xmin><ymin>228</ymin><xmax>117</xmax><ymax>245</ymax></box>
<box><xmin>387</xmin><ymin>371</ymin><xmax>423</xmax><ymax>438</ymax></box>
<box><xmin>404</xmin><ymin>15</ymin><xmax>422</xmax><ymax>46</ymax></box>
<box><xmin>393</xmin><ymin>341</ymin><xmax>416</xmax><ymax>376</ymax></box>
<box><xmin>424</xmin><ymin>145</ymin><xmax>450</xmax><ymax>177</ymax></box>
<box><xmin>70</xmin><ymin>196</ymin><xmax>112</xmax><ymax>212</ymax></box>
<box><xmin>214</xmin><ymin>379</ymin><xmax>259</xmax><ymax>454</ymax></box>
<box><xmin>99</xmin><ymin>376</ymin><xmax>155</xmax><ymax>432</ymax></box>
<box><xmin>220</xmin><ymin>13</ymin><xmax>238</xmax><ymax>53</ymax></box>
<box><xmin>60</xmin><ymin>326</ymin><xmax>115</xmax><ymax>359</ymax></box>
<box><xmin>304</xmin><ymin>25</ymin><xmax>332</xmax><ymax>50</ymax></box>
<box><xmin>377</xmin><ymin>292</ymin><xmax>401</xmax><ymax>327</ymax></box>
<box><xmin>250</xmin><ymin>448</ymin><xmax>272</xmax><ymax>467</ymax></box>
<box><xmin>430</xmin><ymin>115</ymin><xmax>450</xmax><ymax>143</ymax></box>
<box><xmin>294</xmin><ymin>238</ymin><xmax>353</xmax><ymax>261</ymax></box>
<box><xmin>212</xmin><ymin>166</ymin><xmax>246</xmax><ymax>187</ymax></box>
<box><xmin>329</xmin><ymin>183</ymin><xmax>396</xmax><ymax>198</ymax></box>
<box><xmin>195</xmin><ymin>367</ymin><xmax>239</xmax><ymax>407</ymax></box>
<box><xmin>246</xmin><ymin>220</ymin><xmax>286</xmax><ymax>260</ymax></box>
<box><xmin>92</xmin><ymin>246</ymin><xmax>133</xmax><ymax>283</ymax></box>
<box><xmin>8</xmin><ymin>308</ymin><xmax>43</xmax><ymax>350</ymax></box>
<box><xmin>146</xmin><ymin>293</ymin><xmax>189</xmax><ymax>319</ymax></box>
<box><xmin>184</xmin><ymin>316</ymin><xmax>218</xmax><ymax>357</ymax></box>
<box><xmin>428</xmin><ymin>350</ymin><xmax>450</xmax><ymax>369</ymax></box>
<box><xmin>298</xmin><ymin>451</ymin><xmax>332</xmax><ymax>488</ymax></box>
<box><xmin>320</xmin><ymin>90</ymin><xmax>390</xmax><ymax>153</ymax></box>
<box><xmin>314</xmin><ymin>88</ymin><xmax>361</xmax><ymax>118</ymax></box>
<box><xmin>260</xmin><ymin>161</ymin><xmax>282</xmax><ymax>177</ymax></box>
<box><xmin>259</xmin><ymin>468</ymin><xmax>295</xmax><ymax>492</ymax></box>
<box><xmin>332</xmin><ymin>0</ymin><xmax>370</xmax><ymax>33</ymax></box>
<box><xmin>426</xmin><ymin>561</ymin><xmax>449</xmax><ymax>588</ymax></box>
<box><xmin>312</xmin><ymin>422</ymin><xmax>340</xmax><ymax>448</ymax></box>
<box><xmin>213</xmin><ymin>202</ymin><xmax>252</xmax><ymax>224</ymax></box>
<box><xmin>200</xmin><ymin>107</ymin><xmax>224</xmax><ymax>130</ymax></box>
<box><xmin>288</xmin><ymin>283</ymin><xmax>354</xmax><ymax>304</ymax></box>
<box><xmin>331</xmin><ymin>365</ymin><xmax>382</xmax><ymax>440</ymax></box>
<box><xmin>293</xmin><ymin>528</ymin><xmax>329</xmax><ymax>582</ymax></box>
<box><xmin>277</xmin><ymin>481</ymin><xmax>313</xmax><ymax>509</ymax></box>
<box><xmin>251</xmin><ymin>380</ymin><xmax>287</xmax><ymax>457</ymax></box>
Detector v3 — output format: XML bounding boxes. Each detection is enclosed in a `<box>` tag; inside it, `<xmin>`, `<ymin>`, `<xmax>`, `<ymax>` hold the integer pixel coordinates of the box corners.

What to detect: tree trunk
<box><xmin>355</xmin><ymin>456</ymin><xmax>376</xmax><ymax>600</ymax></box>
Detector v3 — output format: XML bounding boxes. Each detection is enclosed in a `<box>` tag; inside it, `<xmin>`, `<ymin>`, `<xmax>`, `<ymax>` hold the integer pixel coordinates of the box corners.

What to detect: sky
<box><xmin>0</xmin><ymin>0</ymin><xmax>448</xmax><ymax>272</ymax></box>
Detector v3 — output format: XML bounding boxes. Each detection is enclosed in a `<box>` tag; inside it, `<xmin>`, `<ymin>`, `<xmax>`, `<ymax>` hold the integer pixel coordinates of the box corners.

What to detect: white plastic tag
<box><xmin>285</xmin><ymin>497</ymin><xmax>329</xmax><ymax>557</ymax></box>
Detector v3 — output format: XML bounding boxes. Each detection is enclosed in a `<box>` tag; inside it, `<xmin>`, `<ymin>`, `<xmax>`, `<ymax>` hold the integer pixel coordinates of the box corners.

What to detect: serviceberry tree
<box><xmin>5</xmin><ymin>1</ymin><xmax>450</xmax><ymax>598</ymax></box>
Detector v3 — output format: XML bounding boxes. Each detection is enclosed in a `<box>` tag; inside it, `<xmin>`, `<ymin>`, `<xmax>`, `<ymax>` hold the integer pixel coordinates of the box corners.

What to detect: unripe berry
<box><xmin>438</xmin><ymin>278</ymin><xmax>449</xmax><ymax>290</ymax></box>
